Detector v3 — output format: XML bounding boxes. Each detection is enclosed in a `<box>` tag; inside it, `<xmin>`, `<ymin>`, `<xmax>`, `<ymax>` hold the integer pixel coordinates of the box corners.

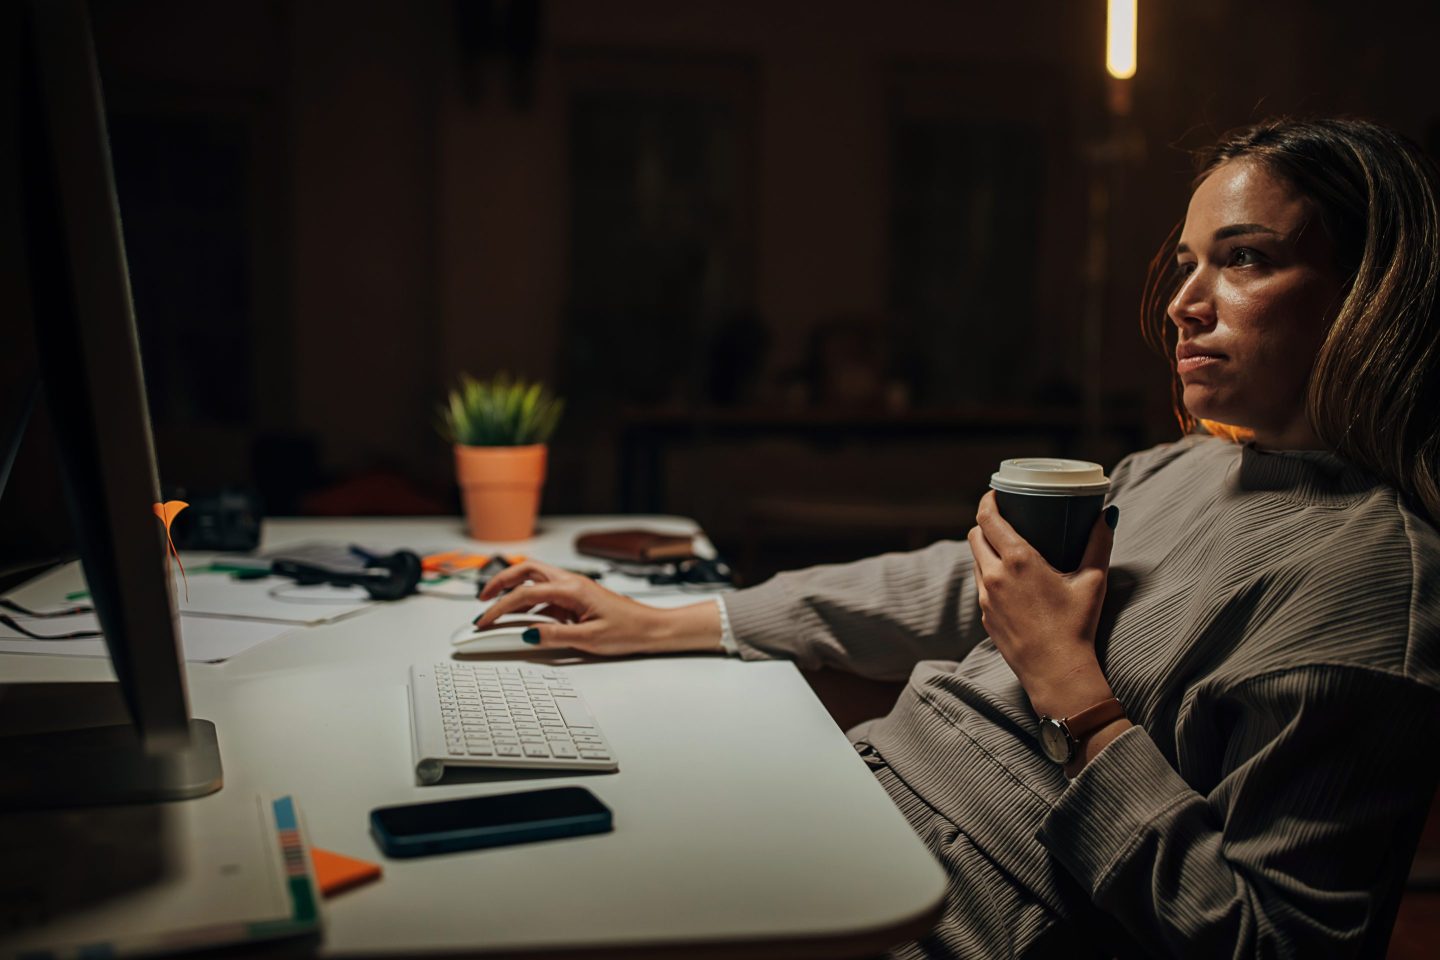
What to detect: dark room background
<box><xmin>5</xmin><ymin>0</ymin><xmax>1440</xmax><ymax>583</ymax></box>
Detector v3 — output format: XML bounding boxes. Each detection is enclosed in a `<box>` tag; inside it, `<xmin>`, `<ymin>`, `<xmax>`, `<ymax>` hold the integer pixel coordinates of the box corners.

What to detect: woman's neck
<box><xmin>1250</xmin><ymin>419</ymin><xmax>1326</xmax><ymax>452</ymax></box>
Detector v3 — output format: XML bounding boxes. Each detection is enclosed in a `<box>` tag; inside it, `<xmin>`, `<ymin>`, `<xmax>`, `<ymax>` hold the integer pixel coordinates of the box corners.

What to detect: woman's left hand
<box><xmin>967</xmin><ymin>491</ymin><xmax>1119</xmax><ymax>720</ymax></box>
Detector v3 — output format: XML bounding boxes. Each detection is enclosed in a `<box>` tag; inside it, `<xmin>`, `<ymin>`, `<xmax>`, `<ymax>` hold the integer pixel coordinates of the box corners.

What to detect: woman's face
<box><xmin>1169</xmin><ymin>159</ymin><xmax>1343</xmax><ymax>448</ymax></box>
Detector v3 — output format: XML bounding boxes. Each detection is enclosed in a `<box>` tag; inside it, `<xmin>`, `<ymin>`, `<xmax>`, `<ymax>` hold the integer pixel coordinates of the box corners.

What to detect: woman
<box><xmin>477</xmin><ymin>118</ymin><xmax>1440</xmax><ymax>958</ymax></box>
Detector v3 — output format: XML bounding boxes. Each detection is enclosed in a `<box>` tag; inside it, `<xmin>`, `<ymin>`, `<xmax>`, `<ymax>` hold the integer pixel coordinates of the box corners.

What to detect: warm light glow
<box><xmin>1107</xmin><ymin>0</ymin><xmax>1137</xmax><ymax>79</ymax></box>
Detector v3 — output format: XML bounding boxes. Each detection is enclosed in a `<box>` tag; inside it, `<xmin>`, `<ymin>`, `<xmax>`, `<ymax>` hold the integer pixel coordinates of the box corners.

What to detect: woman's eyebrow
<box><xmin>1176</xmin><ymin>223</ymin><xmax>1282</xmax><ymax>255</ymax></box>
<box><xmin>1213</xmin><ymin>223</ymin><xmax>1281</xmax><ymax>241</ymax></box>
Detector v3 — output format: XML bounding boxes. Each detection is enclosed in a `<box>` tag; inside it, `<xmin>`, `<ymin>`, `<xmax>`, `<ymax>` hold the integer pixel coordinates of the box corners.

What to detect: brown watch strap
<box><xmin>1062</xmin><ymin>697</ymin><xmax>1127</xmax><ymax>743</ymax></box>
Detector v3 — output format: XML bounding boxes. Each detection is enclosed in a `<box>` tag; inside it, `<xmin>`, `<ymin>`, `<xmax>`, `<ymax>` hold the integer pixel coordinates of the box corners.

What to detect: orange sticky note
<box><xmin>422</xmin><ymin>550</ymin><xmax>489</xmax><ymax>573</ymax></box>
<box><xmin>152</xmin><ymin>499</ymin><xmax>188</xmax><ymax>530</ymax></box>
<box><xmin>152</xmin><ymin>500</ymin><xmax>190</xmax><ymax>600</ymax></box>
<box><xmin>311</xmin><ymin>847</ymin><xmax>382</xmax><ymax>897</ymax></box>
<box><xmin>421</xmin><ymin>550</ymin><xmax>462</xmax><ymax>573</ymax></box>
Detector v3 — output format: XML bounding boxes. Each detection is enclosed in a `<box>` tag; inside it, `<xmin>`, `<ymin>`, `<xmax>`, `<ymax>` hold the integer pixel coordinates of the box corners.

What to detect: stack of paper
<box><xmin>0</xmin><ymin>794</ymin><xmax>322</xmax><ymax>957</ymax></box>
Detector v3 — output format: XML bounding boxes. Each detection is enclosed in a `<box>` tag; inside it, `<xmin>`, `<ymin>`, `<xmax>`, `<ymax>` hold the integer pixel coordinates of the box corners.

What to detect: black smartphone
<box><xmin>370</xmin><ymin>786</ymin><xmax>613</xmax><ymax>858</ymax></box>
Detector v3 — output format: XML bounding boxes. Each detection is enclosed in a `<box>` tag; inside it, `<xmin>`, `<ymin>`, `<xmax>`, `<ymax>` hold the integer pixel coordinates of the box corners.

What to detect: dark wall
<box><xmin>5</xmin><ymin>0</ymin><xmax>1438</xmax><ymax>574</ymax></box>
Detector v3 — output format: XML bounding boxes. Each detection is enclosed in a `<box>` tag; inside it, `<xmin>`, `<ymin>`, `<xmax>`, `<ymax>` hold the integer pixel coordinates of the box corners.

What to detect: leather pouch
<box><xmin>574</xmin><ymin>529</ymin><xmax>695</xmax><ymax>563</ymax></box>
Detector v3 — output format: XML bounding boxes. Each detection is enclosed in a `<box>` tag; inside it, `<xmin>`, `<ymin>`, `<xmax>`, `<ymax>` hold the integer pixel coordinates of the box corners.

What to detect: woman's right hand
<box><xmin>474</xmin><ymin>560</ymin><xmax>723</xmax><ymax>656</ymax></box>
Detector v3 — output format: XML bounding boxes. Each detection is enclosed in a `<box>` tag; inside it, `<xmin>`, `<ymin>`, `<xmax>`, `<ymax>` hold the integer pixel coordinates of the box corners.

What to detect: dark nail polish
<box><xmin>1104</xmin><ymin>505</ymin><xmax>1120</xmax><ymax>530</ymax></box>
<box><xmin>522</xmin><ymin>628</ymin><xmax>540</xmax><ymax>645</ymax></box>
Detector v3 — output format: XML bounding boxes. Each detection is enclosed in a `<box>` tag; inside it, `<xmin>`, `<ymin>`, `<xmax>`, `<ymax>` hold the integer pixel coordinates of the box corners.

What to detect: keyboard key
<box><xmin>556</xmin><ymin>698</ymin><xmax>595</xmax><ymax>728</ymax></box>
<box><xmin>579</xmin><ymin>750</ymin><xmax>611</xmax><ymax>761</ymax></box>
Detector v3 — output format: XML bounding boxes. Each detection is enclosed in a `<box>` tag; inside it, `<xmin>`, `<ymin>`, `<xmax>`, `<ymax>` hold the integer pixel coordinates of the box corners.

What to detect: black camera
<box><xmin>167</xmin><ymin>488</ymin><xmax>263</xmax><ymax>552</ymax></box>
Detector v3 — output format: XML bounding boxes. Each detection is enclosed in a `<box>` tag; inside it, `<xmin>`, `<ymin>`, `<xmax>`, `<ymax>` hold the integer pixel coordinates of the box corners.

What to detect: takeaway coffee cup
<box><xmin>989</xmin><ymin>459</ymin><xmax>1111</xmax><ymax>572</ymax></box>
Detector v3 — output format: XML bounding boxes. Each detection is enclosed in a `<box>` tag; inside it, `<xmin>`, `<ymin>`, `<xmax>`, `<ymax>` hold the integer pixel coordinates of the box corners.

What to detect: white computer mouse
<box><xmin>451</xmin><ymin>612</ymin><xmax>564</xmax><ymax>654</ymax></box>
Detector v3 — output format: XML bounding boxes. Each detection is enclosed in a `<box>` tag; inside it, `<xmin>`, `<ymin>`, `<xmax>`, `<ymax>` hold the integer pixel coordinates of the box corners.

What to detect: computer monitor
<box><xmin>0</xmin><ymin>0</ymin><xmax>222</xmax><ymax>808</ymax></box>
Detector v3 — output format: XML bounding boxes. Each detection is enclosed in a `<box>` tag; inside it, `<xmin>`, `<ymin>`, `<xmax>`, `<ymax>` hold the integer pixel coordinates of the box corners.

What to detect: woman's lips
<box><xmin>1176</xmin><ymin>342</ymin><xmax>1227</xmax><ymax>374</ymax></box>
<box><xmin>1177</xmin><ymin>353</ymin><xmax>1225</xmax><ymax>374</ymax></box>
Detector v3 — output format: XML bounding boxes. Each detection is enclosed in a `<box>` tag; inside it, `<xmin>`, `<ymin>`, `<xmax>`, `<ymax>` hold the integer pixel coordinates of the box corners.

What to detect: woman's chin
<box><xmin>1182</xmin><ymin>386</ymin><xmax>1241</xmax><ymax>423</ymax></box>
<box><xmin>1182</xmin><ymin>387</ymin><xmax>1220</xmax><ymax>421</ymax></box>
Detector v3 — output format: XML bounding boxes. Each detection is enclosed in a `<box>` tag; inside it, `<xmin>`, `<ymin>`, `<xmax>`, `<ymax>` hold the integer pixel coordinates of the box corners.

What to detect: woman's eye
<box><xmin>1229</xmin><ymin>247</ymin><xmax>1260</xmax><ymax>266</ymax></box>
<box><xmin>1174</xmin><ymin>261</ymin><xmax>1196</xmax><ymax>279</ymax></box>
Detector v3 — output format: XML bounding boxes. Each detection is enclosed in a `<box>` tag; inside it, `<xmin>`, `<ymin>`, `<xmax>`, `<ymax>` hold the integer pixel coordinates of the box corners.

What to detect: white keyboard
<box><xmin>409</xmin><ymin>662</ymin><xmax>617</xmax><ymax>784</ymax></box>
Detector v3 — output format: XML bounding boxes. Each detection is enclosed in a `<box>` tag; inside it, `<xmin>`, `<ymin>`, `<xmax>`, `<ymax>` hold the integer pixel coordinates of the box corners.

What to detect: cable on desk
<box><xmin>0</xmin><ymin>613</ymin><xmax>101</xmax><ymax>640</ymax></box>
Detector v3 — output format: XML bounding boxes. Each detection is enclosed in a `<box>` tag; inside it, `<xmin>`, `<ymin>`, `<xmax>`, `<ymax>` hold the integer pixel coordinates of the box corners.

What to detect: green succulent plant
<box><xmin>438</xmin><ymin>373</ymin><xmax>564</xmax><ymax>447</ymax></box>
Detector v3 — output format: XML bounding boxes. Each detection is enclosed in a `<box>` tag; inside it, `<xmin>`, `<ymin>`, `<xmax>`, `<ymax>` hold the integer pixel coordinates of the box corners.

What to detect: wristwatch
<box><xmin>1037</xmin><ymin>697</ymin><xmax>1126</xmax><ymax>765</ymax></box>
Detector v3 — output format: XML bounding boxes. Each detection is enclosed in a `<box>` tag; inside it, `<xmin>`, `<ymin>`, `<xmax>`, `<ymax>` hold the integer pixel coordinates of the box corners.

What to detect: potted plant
<box><xmin>439</xmin><ymin>373</ymin><xmax>564</xmax><ymax>541</ymax></box>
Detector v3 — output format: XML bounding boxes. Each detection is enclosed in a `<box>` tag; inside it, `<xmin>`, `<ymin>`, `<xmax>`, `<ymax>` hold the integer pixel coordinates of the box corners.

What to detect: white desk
<box><xmin>2</xmin><ymin>516</ymin><xmax>946</xmax><ymax>958</ymax></box>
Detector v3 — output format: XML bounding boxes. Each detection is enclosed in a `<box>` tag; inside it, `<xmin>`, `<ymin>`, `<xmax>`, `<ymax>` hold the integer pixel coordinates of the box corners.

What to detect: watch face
<box><xmin>1038</xmin><ymin>718</ymin><xmax>1072</xmax><ymax>764</ymax></box>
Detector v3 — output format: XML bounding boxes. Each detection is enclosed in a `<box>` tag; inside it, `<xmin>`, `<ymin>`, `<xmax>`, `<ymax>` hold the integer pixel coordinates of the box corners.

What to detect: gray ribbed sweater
<box><xmin>723</xmin><ymin>436</ymin><xmax>1440</xmax><ymax>959</ymax></box>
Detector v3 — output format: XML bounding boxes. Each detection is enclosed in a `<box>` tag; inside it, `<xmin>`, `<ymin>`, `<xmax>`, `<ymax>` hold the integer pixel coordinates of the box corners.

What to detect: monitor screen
<box><xmin>10</xmin><ymin>0</ymin><xmax>220</xmax><ymax>799</ymax></box>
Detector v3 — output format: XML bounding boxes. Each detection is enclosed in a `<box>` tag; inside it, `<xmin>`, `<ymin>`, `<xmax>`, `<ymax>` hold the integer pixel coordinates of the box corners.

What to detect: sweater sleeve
<box><xmin>1037</xmin><ymin>665</ymin><xmax>1440</xmax><ymax>958</ymax></box>
<box><xmin>720</xmin><ymin>538</ymin><xmax>985</xmax><ymax>680</ymax></box>
<box><xmin>717</xmin><ymin>446</ymin><xmax>1157</xmax><ymax>679</ymax></box>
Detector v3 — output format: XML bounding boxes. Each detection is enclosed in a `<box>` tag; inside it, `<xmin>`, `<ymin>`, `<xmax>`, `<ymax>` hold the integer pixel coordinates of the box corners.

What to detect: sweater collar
<box><xmin>1229</xmin><ymin>441</ymin><xmax>1378</xmax><ymax>505</ymax></box>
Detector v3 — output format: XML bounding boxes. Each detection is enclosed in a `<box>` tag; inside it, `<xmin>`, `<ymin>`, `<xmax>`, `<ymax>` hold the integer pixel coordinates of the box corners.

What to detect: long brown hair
<box><xmin>1142</xmin><ymin>117</ymin><xmax>1440</xmax><ymax>522</ymax></box>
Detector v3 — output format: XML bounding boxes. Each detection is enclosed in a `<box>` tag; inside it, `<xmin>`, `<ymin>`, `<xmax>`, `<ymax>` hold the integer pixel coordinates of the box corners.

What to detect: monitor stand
<box><xmin>0</xmin><ymin>682</ymin><xmax>223</xmax><ymax>810</ymax></box>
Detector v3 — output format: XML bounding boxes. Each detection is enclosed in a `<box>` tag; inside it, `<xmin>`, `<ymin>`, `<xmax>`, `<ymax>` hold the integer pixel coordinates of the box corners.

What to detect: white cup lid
<box><xmin>989</xmin><ymin>458</ymin><xmax>1110</xmax><ymax>496</ymax></box>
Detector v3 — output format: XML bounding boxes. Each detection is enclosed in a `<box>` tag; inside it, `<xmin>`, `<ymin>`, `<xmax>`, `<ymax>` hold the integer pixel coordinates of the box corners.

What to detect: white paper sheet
<box><xmin>172</xmin><ymin>571</ymin><xmax>372</xmax><ymax>624</ymax></box>
<box><xmin>3</xmin><ymin>564</ymin><xmax>373</xmax><ymax>625</ymax></box>
<box><xmin>0</xmin><ymin>612</ymin><xmax>299</xmax><ymax>663</ymax></box>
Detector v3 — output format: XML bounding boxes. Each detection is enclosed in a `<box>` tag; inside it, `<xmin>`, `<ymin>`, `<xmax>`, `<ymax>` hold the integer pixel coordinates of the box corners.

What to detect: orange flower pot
<box><xmin>454</xmin><ymin>443</ymin><xmax>547</xmax><ymax>541</ymax></box>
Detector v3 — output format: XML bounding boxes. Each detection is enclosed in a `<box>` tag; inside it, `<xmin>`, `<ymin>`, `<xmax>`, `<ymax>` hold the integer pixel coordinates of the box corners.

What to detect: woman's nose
<box><xmin>1167</xmin><ymin>268</ymin><xmax>1216</xmax><ymax>331</ymax></box>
